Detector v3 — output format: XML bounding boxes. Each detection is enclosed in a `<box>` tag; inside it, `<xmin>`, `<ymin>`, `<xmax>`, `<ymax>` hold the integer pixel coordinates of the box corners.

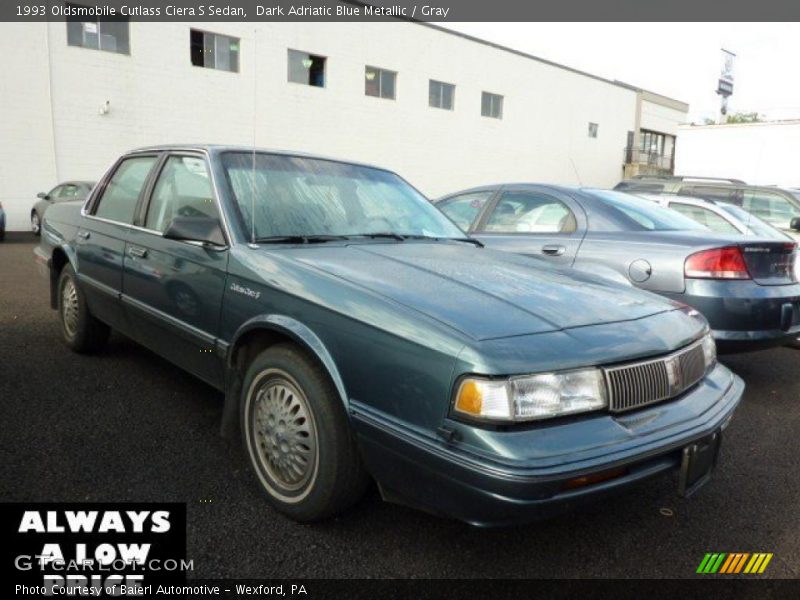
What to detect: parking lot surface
<box><xmin>1</xmin><ymin>234</ymin><xmax>798</xmax><ymax>578</ymax></box>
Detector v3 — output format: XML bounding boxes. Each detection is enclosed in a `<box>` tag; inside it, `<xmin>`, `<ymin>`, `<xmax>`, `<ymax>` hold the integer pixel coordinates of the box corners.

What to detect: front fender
<box><xmin>220</xmin><ymin>314</ymin><xmax>348</xmax><ymax>437</ymax></box>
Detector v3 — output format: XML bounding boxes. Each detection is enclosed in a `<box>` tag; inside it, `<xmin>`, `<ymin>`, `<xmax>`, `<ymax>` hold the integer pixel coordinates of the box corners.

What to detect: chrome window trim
<box><xmin>80</xmin><ymin>149</ymin><xmax>233</xmax><ymax>248</ymax></box>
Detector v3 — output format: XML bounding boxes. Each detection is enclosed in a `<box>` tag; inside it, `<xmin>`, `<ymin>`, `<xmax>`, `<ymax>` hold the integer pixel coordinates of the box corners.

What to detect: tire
<box><xmin>57</xmin><ymin>264</ymin><xmax>110</xmax><ymax>353</ymax></box>
<box><xmin>31</xmin><ymin>212</ymin><xmax>41</xmax><ymax>236</ymax></box>
<box><xmin>241</xmin><ymin>343</ymin><xmax>368</xmax><ymax>521</ymax></box>
<box><xmin>787</xmin><ymin>337</ymin><xmax>800</xmax><ymax>350</ymax></box>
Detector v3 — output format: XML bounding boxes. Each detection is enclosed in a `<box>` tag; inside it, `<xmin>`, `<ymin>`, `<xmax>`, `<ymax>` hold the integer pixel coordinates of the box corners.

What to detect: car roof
<box><xmin>127</xmin><ymin>144</ymin><xmax>389</xmax><ymax>173</ymax></box>
<box><xmin>620</xmin><ymin>176</ymin><xmax>799</xmax><ymax>196</ymax></box>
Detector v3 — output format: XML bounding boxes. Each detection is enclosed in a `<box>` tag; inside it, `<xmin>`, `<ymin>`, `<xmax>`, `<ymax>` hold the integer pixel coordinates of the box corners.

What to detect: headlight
<box><xmin>701</xmin><ymin>332</ymin><xmax>717</xmax><ymax>371</ymax></box>
<box><xmin>453</xmin><ymin>368</ymin><xmax>607</xmax><ymax>423</ymax></box>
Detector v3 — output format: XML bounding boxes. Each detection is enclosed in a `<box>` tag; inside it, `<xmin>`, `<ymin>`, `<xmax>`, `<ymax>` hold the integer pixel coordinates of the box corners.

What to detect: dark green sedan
<box><xmin>34</xmin><ymin>145</ymin><xmax>744</xmax><ymax>526</ymax></box>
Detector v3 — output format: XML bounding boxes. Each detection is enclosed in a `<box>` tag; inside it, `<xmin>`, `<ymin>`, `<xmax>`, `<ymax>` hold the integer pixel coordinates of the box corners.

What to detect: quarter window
<box><xmin>94</xmin><ymin>157</ymin><xmax>157</xmax><ymax>224</ymax></box>
<box><xmin>481</xmin><ymin>92</ymin><xmax>503</xmax><ymax>119</ymax></box>
<box><xmin>145</xmin><ymin>156</ymin><xmax>216</xmax><ymax>233</ymax></box>
<box><xmin>438</xmin><ymin>192</ymin><xmax>492</xmax><ymax>231</ymax></box>
<box><xmin>429</xmin><ymin>80</ymin><xmax>455</xmax><ymax>110</ymax></box>
<box><xmin>365</xmin><ymin>66</ymin><xmax>397</xmax><ymax>100</ymax></box>
<box><xmin>288</xmin><ymin>50</ymin><xmax>326</xmax><ymax>87</ymax></box>
<box><xmin>190</xmin><ymin>30</ymin><xmax>239</xmax><ymax>72</ymax></box>
<box><xmin>484</xmin><ymin>192</ymin><xmax>577</xmax><ymax>234</ymax></box>
<box><xmin>66</xmin><ymin>3</ymin><xmax>129</xmax><ymax>54</ymax></box>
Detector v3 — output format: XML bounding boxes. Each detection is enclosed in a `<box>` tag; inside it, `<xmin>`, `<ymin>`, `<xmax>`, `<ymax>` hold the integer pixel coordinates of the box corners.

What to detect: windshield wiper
<box><xmin>349</xmin><ymin>232</ymin><xmax>406</xmax><ymax>241</ymax></box>
<box><xmin>253</xmin><ymin>234</ymin><xmax>349</xmax><ymax>244</ymax></box>
<box><xmin>402</xmin><ymin>234</ymin><xmax>484</xmax><ymax>248</ymax></box>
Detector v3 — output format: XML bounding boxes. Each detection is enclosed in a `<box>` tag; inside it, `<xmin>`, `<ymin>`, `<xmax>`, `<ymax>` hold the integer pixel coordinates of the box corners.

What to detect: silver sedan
<box><xmin>436</xmin><ymin>184</ymin><xmax>800</xmax><ymax>352</ymax></box>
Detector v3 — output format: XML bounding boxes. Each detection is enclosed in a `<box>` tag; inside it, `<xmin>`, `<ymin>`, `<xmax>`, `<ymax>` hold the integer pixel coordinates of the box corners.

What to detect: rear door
<box><xmin>473</xmin><ymin>188</ymin><xmax>586</xmax><ymax>265</ymax></box>
<box><xmin>76</xmin><ymin>155</ymin><xmax>159</xmax><ymax>330</ymax></box>
<box><xmin>121</xmin><ymin>153</ymin><xmax>228</xmax><ymax>388</ymax></box>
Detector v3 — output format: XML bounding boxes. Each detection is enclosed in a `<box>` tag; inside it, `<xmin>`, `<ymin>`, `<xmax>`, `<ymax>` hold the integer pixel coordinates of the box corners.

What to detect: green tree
<box><xmin>725</xmin><ymin>112</ymin><xmax>763</xmax><ymax>124</ymax></box>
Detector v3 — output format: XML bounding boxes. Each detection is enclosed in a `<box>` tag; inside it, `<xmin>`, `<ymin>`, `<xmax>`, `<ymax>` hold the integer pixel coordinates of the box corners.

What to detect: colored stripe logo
<box><xmin>697</xmin><ymin>552</ymin><xmax>773</xmax><ymax>574</ymax></box>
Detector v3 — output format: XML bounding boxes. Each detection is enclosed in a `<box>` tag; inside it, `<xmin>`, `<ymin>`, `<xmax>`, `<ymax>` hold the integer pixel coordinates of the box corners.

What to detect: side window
<box><xmin>669</xmin><ymin>203</ymin><xmax>738</xmax><ymax>233</ymax></box>
<box><xmin>94</xmin><ymin>157</ymin><xmax>158</xmax><ymax>224</ymax></box>
<box><xmin>742</xmin><ymin>190</ymin><xmax>800</xmax><ymax>227</ymax></box>
<box><xmin>437</xmin><ymin>192</ymin><xmax>492</xmax><ymax>230</ymax></box>
<box><xmin>145</xmin><ymin>156</ymin><xmax>216</xmax><ymax>232</ymax></box>
<box><xmin>484</xmin><ymin>192</ymin><xmax>577</xmax><ymax>234</ymax></box>
<box><xmin>57</xmin><ymin>184</ymin><xmax>79</xmax><ymax>200</ymax></box>
<box><xmin>678</xmin><ymin>186</ymin><xmax>741</xmax><ymax>205</ymax></box>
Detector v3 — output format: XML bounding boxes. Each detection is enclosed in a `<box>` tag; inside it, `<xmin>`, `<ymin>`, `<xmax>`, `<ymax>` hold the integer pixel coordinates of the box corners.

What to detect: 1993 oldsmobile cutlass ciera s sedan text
<box><xmin>35</xmin><ymin>145</ymin><xmax>743</xmax><ymax>526</ymax></box>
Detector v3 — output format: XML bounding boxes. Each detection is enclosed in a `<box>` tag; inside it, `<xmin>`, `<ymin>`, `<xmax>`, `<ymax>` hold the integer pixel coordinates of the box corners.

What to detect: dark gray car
<box><xmin>31</xmin><ymin>181</ymin><xmax>95</xmax><ymax>235</ymax></box>
<box><xmin>436</xmin><ymin>184</ymin><xmax>800</xmax><ymax>352</ymax></box>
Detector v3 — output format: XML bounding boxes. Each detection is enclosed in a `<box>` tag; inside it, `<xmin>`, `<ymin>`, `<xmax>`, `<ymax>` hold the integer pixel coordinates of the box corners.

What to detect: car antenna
<box><xmin>569</xmin><ymin>157</ymin><xmax>583</xmax><ymax>187</ymax></box>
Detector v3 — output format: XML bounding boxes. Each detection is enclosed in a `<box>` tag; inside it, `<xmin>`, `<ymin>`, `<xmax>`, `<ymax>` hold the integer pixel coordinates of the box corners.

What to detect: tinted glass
<box><xmin>668</xmin><ymin>203</ymin><xmax>739</xmax><ymax>233</ymax></box>
<box><xmin>484</xmin><ymin>192</ymin><xmax>577</xmax><ymax>233</ymax></box>
<box><xmin>718</xmin><ymin>203</ymin><xmax>788</xmax><ymax>239</ymax></box>
<box><xmin>221</xmin><ymin>153</ymin><xmax>464</xmax><ymax>240</ymax></box>
<box><xmin>438</xmin><ymin>192</ymin><xmax>492</xmax><ymax>230</ymax></box>
<box><xmin>94</xmin><ymin>157</ymin><xmax>157</xmax><ymax>224</ymax></box>
<box><xmin>588</xmin><ymin>190</ymin><xmax>706</xmax><ymax>232</ymax></box>
<box><xmin>742</xmin><ymin>190</ymin><xmax>800</xmax><ymax>228</ymax></box>
<box><xmin>146</xmin><ymin>156</ymin><xmax>216</xmax><ymax>232</ymax></box>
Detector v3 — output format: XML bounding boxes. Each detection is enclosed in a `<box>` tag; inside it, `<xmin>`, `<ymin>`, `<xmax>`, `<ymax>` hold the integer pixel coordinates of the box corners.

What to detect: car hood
<box><xmin>278</xmin><ymin>242</ymin><xmax>676</xmax><ymax>341</ymax></box>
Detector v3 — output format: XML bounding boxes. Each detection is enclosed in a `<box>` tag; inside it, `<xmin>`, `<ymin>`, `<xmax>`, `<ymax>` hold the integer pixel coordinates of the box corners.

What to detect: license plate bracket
<box><xmin>678</xmin><ymin>431</ymin><xmax>721</xmax><ymax>498</ymax></box>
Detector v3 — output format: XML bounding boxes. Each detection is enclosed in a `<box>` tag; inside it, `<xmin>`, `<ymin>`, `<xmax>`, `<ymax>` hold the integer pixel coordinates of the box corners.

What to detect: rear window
<box><xmin>94</xmin><ymin>157</ymin><xmax>157</xmax><ymax>224</ymax></box>
<box><xmin>587</xmin><ymin>190</ymin><xmax>707</xmax><ymax>232</ymax></box>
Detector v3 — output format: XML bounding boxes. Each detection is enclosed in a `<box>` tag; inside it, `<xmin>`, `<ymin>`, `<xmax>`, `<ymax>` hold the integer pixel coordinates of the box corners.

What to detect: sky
<box><xmin>441</xmin><ymin>23</ymin><xmax>800</xmax><ymax>123</ymax></box>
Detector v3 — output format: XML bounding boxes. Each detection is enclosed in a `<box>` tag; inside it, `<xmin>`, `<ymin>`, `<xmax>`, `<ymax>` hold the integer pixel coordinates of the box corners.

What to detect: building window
<box><xmin>190</xmin><ymin>30</ymin><xmax>239</xmax><ymax>73</ymax></box>
<box><xmin>365</xmin><ymin>66</ymin><xmax>396</xmax><ymax>100</ymax></box>
<box><xmin>65</xmin><ymin>3</ymin><xmax>129</xmax><ymax>54</ymax></box>
<box><xmin>481</xmin><ymin>92</ymin><xmax>503</xmax><ymax>119</ymax></box>
<box><xmin>288</xmin><ymin>50</ymin><xmax>326</xmax><ymax>87</ymax></box>
<box><xmin>429</xmin><ymin>80</ymin><xmax>455</xmax><ymax>110</ymax></box>
<box><xmin>588</xmin><ymin>122</ymin><xmax>599</xmax><ymax>138</ymax></box>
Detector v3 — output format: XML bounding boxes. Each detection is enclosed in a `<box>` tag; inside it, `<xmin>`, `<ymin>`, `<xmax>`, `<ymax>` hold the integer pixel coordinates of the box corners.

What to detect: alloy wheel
<box><xmin>61</xmin><ymin>278</ymin><xmax>79</xmax><ymax>338</ymax></box>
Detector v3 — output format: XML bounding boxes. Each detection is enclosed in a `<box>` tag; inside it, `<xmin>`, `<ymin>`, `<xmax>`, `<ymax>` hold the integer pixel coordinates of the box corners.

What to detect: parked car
<box><xmin>615</xmin><ymin>175</ymin><xmax>800</xmax><ymax>241</ymax></box>
<box><xmin>436</xmin><ymin>184</ymin><xmax>800</xmax><ymax>352</ymax></box>
<box><xmin>636</xmin><ymin>193</ymin><xmax>792</xmax><ymax>239</ymax></box>
<box><xmin>32</xmin><ymin>181</ymin><xmax>95</xmax><ymax>235</ymax></box>
<box><xmin>35</xmin><ymin>146</ymin><xmax>743</xmax><ymax>526</ymax></box>
<box><xmin>0</xmin><ymin>201</ymin><xmax>5</xmax><ymax>242</ymax></box>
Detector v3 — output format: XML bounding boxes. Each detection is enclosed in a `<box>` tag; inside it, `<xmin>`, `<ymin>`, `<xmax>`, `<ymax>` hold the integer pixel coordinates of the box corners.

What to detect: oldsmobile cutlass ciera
<box><xmin>35</xmin><ymin>146</ymin><xmax>744</xmax><ymax>526</ymax></box>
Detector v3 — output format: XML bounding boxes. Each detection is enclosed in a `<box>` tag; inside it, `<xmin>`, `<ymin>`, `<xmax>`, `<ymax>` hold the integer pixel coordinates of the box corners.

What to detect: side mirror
<box><xmin>37</xmin><ymin>192</ymin><xmax>50</xmax><ymax>200</ymax></box>
<box><xmin>791</xmin><ymin>217</ymin><xmax>800</xmax><ymax>232</ymax></box>
<box><xmin>163</xmin><ymin>216</ymin><xmax>226</xmax><ymax>247</ymax></box>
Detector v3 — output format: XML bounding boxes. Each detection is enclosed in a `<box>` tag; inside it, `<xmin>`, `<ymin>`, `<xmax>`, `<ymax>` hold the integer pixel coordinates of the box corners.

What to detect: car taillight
<box><xmin>685</xmin><ymin>246</ymin><xmax>751</xmax><ymax>280</ymax></box>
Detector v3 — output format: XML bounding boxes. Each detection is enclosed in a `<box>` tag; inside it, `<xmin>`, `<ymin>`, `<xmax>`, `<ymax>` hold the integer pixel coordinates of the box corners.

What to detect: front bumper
<box><xmin>661</xmin><ymin>279</ymin><xmax>800</xmax><ymax>352</ymax></box>
<box><xmin>351</xmin><ymin>364</ymin><xmax>743</xmax><ymax>526</ymax></box>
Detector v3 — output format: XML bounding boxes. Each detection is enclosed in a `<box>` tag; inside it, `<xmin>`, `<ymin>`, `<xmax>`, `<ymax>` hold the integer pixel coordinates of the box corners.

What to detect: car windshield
<box><xmin>221</xmin><ymin>152</ymin><xmax>464</xmax><ymax>240</ymax></box>
<box><xmin>718</xmin><ymin>203</ymin><xmax>789</xmax><ymax>239</ymax></box>
<box><xmin>588</xmin><ymin>189</ymin><xmax>707</xmax><ymax>231</ymax></box>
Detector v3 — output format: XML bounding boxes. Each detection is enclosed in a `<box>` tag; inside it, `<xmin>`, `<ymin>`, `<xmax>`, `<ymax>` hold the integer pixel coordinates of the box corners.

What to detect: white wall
<box><xmin>2</xmin><ymin>21</ymin><xmax>642</xmax><ymax>230</ymax></box>
<box><xmin>640</xmin><ymin>98</ymin><xmax>685</xmax><ymax>137</ymax></box>
<box><xmin>675</xmin><ymin>121</ymin><xmax>800</xmax><ymax>186</ymax></box>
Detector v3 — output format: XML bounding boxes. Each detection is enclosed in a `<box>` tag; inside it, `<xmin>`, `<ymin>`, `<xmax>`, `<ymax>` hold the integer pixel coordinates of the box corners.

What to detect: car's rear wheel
<box><xmin>57</xmin><ymin>264</ymin><xmax>110</xmax><ymax>353</ymax></box>
<box><xmin>241</xmin><ymin>343</ymin><xmax>368</xmax><ymax>521</ymax></box>
<box><xmin>31</xmin><ymin>212</ymin><xmax>41</xmax><ymax>236</ymax></box>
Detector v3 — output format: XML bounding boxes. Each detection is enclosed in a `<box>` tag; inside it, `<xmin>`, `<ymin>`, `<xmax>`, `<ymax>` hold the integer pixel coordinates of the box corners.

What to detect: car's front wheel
<box><xmin>57</xmin><ymin>264</ymin><xmax>110</xmax><ymax>353</ymax></box>
<box><xmin>31</xmin><ymin>212</ymin><xmax>41</xmax><ymax>236</ymax></box>
<box><xmin>241</xmin><ymin>343</ymin><xmax>368</xmax><ymax>521</ymax></box>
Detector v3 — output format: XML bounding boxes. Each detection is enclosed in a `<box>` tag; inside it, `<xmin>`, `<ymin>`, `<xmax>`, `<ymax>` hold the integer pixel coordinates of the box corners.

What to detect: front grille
<box><xmin>604</xmin><ymin>340</ymin><xmax>707</xmax><ymax>413</ymax></box>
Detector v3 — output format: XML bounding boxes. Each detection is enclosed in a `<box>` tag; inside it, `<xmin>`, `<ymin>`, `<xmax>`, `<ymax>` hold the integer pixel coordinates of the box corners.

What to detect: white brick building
<box><xmin>0</xmin><ymin>20</ymin><xmax>688</xmax><ymax>231</ymax></box>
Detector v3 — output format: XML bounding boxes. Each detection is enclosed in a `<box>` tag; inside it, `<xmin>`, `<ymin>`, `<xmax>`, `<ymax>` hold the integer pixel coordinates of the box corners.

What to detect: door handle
<box><xmin>77</xmin><ymin>231</ymin><xmax>90</xmax><ymax>240</ymax></box>
<box><xmin>542</xmin><ymin>244</ymin><xmax>566</xmax><ymax>256</ymax></box>
<box><xmin>128</xmin><ymin>246</ymin><xmax>148</xmax><ymax>258</ymax></box>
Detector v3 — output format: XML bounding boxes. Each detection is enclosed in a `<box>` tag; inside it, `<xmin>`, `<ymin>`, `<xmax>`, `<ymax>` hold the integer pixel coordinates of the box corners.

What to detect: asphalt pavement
<box><xmin>1</xmin><ymin>233</ymin><xmax>798</xmax><ymax>578</ymax></box>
